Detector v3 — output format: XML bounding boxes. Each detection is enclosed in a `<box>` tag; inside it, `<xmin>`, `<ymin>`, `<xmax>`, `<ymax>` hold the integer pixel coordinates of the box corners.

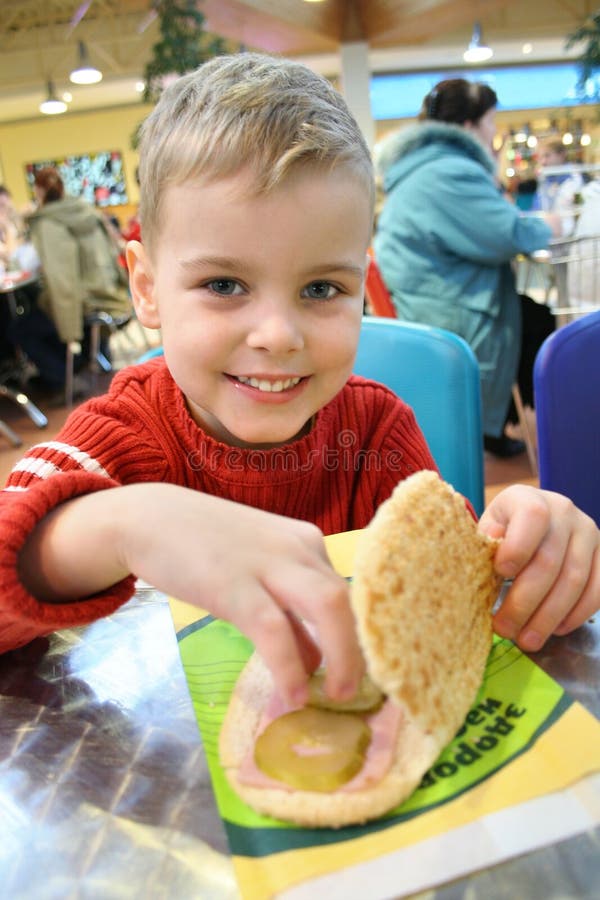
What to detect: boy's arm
<box><xmin>0</xmin><ymin>471</ymin><xmax>137</xmax><ymax>652</ymax></box>
<box><xmin>18</xmin><ymin>482</ymin><xmax>364</xmax><ymax>707</ymax></box>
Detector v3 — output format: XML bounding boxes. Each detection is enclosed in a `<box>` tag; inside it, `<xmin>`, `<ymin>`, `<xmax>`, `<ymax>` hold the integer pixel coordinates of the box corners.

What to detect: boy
<box><xmin>534</xmin><ymin>139</ymin><xmax>584</xmax><ymax>236</ymax></box>
<box><xmin>1</xmin><ymin>54</ymin><xmax>598</xmax><ymax>709</ymax></box>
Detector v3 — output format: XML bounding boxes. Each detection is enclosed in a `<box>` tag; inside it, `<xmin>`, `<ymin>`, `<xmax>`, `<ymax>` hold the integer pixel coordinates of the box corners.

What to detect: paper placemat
<box><xmin>171</xmin><ymin>530</ymin><xmax>600</xmax><ymax>899</ymax></box>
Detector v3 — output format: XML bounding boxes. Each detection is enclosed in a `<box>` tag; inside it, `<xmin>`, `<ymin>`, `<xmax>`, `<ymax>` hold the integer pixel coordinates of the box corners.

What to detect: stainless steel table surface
<box><xmin>0</xmin><ymin>589</ymin><xmax>237</xmax><ymax>900</ymax></box>
<box><xmin>0</xmin><ymin>589</ymin><xmax>598</xmax><ymax>899</ymax></box>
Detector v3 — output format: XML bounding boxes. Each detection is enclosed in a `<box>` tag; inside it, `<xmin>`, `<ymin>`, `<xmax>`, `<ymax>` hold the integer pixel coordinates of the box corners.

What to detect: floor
<box><xmin>0</xmin><ymin>360</ymin><xmax>539</xmax><ymax>502</ymax></box>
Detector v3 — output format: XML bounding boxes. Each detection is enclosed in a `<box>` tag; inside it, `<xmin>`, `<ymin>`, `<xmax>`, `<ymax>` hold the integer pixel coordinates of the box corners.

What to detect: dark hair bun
<box><xmin>420</xmin><ymin>78</ymin><xmax>497</xmax><ymax>125</ymax></box>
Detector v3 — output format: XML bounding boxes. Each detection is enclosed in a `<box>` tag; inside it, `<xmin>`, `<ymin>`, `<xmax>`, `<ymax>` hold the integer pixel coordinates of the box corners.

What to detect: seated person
<box><xmin>0</xmin><ymin>186</ymin><xmax>19</xmax><ymax>364</ymax></box>
<box><xmin>0</xmin><ymin>185</ymin><xmax>40</xmax><ymax>374</ymax></box>
<box><xmin>10</xmin><ymin>167</ymin><xmax>131</xmax><ymax>394</ymax></box>
<box><xmin>0</xmin><ymin>184</ymin><xmax>20</xmax><ymax>270</ymax></box>
<box><xmin>374</xmin><ymin>79</ymin><xmax>557</xmax><ymax>458</ymax></box>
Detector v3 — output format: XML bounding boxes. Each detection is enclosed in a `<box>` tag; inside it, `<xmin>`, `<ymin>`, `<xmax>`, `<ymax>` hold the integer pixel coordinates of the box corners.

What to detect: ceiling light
<box><xmin>522</xmin><ymin>43</ymin><xmax>533</xmax><ymax>54</ymax></box>
<box><xmin>69</xmin><ymin>41</ymin><xmax>102</xmax><ymax>85</ymax></box>
<box><xmin>562</xmin><ymin>132</ymin><xmax>573</xmax><ymax>145</ymax></box>
<box><xmin>581</xmin><ymin>133</ymin><xmax>591</xmax><ymax>146</ymax></box>
<box><xmin>463</xmin><ymin>22</ymin><xmax>493</xmax><ymax>63</ymax></box>
<box><xmin>39</xmin><ymin>81</ymin><xmax>67</xmax><ymax>115</ymax></box>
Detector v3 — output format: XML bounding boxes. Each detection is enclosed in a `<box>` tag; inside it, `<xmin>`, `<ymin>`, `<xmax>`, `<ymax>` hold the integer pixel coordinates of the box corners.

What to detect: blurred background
<box><xmin>0</xmin><ymin>0</ymin><xmax>598</xmax><ymax>224</ymax></box>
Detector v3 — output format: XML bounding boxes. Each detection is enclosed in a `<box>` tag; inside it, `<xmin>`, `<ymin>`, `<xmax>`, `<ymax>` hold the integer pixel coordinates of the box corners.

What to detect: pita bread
<box><xmin>219</xmin><ymin>470</ymin><xmax>502</xmax><ymax>827</ymax></box>
<box><xmin>352</xmin><ymin>471</ymin><xmax>502</xmax><ymax>749</ymax></box>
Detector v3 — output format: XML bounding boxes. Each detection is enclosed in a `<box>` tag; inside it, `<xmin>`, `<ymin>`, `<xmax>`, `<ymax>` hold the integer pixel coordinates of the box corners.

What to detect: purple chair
<box><xmin>534</xmin><ymin>309</ymin><xmax>600</xmax><ymax>526</ymax></box>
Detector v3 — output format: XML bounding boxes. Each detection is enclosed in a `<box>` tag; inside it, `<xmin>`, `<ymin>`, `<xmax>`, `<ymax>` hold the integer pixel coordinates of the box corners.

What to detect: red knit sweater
<box><xmin>0</xmin><ymin>360</ymin><xmax>437</xmax><ymax>652</ymax></box>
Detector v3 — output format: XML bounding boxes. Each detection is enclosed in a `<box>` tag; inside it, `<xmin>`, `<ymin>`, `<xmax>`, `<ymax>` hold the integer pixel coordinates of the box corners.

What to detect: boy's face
<box><xmin>129</xmin><ymin>165</ymin><xmax>371</xmax><ymax>448</ymax></box>
<box><xmin>539</xmin><ymin>146</ymin><xmax>565</xmax><ymax>168</ymax></box>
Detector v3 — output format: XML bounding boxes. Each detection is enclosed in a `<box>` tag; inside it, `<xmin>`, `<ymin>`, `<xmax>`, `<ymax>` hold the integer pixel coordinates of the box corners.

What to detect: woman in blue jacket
<box><xmin>374</xmin><ymin>79</ymin><xmax>554</xmax><ymax>457</ymax></box>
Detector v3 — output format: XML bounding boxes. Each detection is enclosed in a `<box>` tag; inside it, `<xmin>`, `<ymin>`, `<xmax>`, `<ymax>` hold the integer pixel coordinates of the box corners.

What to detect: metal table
<box><xmin>0</xmin><ymin>588</ymin><xmax>598</xmax><ymax>899</ymax></box>
<box><xmin>0</xmin><ymin>589</ymin><xmax>237</xmax><ymax>899</ymax></box>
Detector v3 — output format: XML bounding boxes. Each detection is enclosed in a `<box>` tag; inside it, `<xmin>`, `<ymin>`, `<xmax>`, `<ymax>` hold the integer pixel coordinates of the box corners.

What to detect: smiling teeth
<box><xmin>237</xmin><ymin>376</ymin><xmax>302</xmax><ymax>393</ymax></box>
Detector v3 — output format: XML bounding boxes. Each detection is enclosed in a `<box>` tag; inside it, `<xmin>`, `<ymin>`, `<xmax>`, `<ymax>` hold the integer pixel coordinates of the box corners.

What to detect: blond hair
<box><xmin>539</xmin><ymin>138</ymin><xmax>567</xmax><ymax>158</ymax></box>
<box><xmin>137</xmin><ymin>52</ymin><xmax>374</xmax><ymax>252</ymax></box>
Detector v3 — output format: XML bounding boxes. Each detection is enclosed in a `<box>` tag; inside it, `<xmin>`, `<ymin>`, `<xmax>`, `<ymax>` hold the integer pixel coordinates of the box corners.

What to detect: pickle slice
<box><xmin>254</xmin><ymin>707</ymin><xmax>370</xmax><ymax>792</ymax></box>
<box><xmin>307</xmin><ymin>669</ymin><xmax>384</xmax><ymax>712</ymax></box>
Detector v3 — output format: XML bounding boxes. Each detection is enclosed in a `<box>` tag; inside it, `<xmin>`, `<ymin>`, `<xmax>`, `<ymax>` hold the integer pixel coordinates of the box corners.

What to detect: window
<box><xmin>370</xmin><ymin>63</ymin><xmax>600</xmax><ymax>120</ymax></box>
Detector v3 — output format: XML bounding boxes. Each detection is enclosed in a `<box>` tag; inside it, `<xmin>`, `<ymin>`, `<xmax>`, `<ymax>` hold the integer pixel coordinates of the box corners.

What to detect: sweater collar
<box><xmin>378</xmin><ymin>121</ymin><xmax>496</xmax><ymax>191</ymax></box>
<box><xmin>163</xmin><ymin>366</ymin><xmax>343</xmax><ymax>484</ymax></box>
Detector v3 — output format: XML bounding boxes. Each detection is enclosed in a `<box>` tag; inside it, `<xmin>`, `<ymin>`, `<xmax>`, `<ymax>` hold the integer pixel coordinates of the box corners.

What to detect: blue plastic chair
<box><xmin>354</xmin><ymin>316</ymin><xmax>484</xmax><ymax>515</ymax></box>
<box><xmin>136</xmin><ymin>345</ymin><xmax>165</xmax><ymax>364</ymax></box>
<box><xmin>534</xmin><ymin>309</ymin><xmax>600</xmax><ymax>526</ymax></box>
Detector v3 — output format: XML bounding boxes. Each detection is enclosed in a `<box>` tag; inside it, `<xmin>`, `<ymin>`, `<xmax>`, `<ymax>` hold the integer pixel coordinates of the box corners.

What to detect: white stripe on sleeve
<box><xmin>16</xmin><ymin>441</ymin><xmax>111</xmax><ymax>479</ymax></box>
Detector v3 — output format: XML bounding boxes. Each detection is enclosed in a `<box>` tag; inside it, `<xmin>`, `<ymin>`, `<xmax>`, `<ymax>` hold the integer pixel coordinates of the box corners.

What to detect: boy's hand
<box><xmin>120</xmin><ymin>486</ymin><xmax>364</xmax><ymax>706</ymax></box>
<box><xmin>478</xmin><ymin>485</ymin><xmax>600</xmax><ymax>652</ymax></box>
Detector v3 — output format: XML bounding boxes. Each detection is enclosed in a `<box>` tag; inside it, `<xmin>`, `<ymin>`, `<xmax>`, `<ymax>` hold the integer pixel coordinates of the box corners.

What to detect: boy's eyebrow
<box><xmin>178</xmin><ymin>254</ymin><xmax>365</xmax><ymax>279</ymax></box>
<box><xmin>177</xmin><ymin>254</ymin><xmax>245</xmax><ymax>271</ymax></box>
<box><xmin>303</xmin><ymin>262</ymin><xmax>365</xmax><ymax>279</ymax></box>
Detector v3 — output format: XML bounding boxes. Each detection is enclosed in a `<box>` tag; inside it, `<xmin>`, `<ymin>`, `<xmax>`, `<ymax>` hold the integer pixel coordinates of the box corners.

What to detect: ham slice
<box><xmin>236</xmin><ymin>693</ymin><xmax>404</xmax><ymax>793</ymax></box>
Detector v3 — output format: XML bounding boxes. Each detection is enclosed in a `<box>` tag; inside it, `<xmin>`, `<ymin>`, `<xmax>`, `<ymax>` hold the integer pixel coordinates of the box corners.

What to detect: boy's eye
<box><xmin>205</xmin><ymin>279</ymin><xmax>244</xmax><ymax>296</ymax></box>
<box><xmin>303</xmin><ymin>281</ymin><xmax>338</xmax><ymax>300</ymax></box>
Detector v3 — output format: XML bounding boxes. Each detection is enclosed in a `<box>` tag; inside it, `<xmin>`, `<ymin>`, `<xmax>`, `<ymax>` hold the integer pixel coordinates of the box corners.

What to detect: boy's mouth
<box><xmin>233</xmin><ymin>375</ymin><xmax>304</xmax><ymax>394</ymax></box>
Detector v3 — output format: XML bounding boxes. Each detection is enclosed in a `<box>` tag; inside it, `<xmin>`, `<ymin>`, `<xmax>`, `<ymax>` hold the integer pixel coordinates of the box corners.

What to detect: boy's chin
<box><xmin>230</xmin><ymin>422</ymin><xmax>314</xmax><ymax>449</ymax></box>
<box><xmin>194</xmin><ymin>415</ymin><xmax>315</xmax><ymax>449</ymax></box>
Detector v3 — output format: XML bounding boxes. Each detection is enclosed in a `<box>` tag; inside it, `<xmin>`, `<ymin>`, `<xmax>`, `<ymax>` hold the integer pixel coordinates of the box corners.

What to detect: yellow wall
<box><xmin>0</xmin><ymin>102</ymin><xmax>153</xmax><ymax>217</ymax></box>
<box><xmin>3</xmin><ymin>98</ymin><xmax>598</xmax><ymax>220</ymax></box>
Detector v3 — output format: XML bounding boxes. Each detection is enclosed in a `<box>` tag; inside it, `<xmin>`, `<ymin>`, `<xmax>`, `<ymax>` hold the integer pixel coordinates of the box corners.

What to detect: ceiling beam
<box><xmin>363</xmin><ymin>0</ymin><xmax>520</xmax><ymax>47</ymax></box>
<box><xmin>201</xmin><ymin>0</ymin><xmax>340</xmax><ymax>54</ymax></box>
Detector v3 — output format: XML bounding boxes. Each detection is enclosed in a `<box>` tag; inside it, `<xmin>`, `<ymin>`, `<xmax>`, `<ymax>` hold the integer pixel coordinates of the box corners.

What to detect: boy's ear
<box><xmin>127</xmin><ymin>241</ymin><xmax>161</xmax><ymax>328</ymax></box>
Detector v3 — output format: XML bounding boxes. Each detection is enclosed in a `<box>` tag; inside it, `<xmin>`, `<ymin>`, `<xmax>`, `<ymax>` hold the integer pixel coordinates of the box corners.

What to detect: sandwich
<box><xmin>219</xmin><ymin>471</ymin><xmax>502</xmax><ymax>828</ymax></box>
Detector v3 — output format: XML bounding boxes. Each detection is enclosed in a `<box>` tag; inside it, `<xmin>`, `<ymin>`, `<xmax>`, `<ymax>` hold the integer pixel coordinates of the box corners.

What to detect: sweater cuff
<box><xmin>0</xmin><ymin>471</ymin><xmax>137</xmax><ymax>653</ymax></box>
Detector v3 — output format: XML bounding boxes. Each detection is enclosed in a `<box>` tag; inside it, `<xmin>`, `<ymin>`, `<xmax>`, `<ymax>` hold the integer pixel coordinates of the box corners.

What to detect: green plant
<box><xmin>565</xmin><ymin>11</ymin><xmax>600</xmax><ymax>96</ymax></box>
<box><xmin>142</xmin><ymin>0</ymin><xmax>228</xmax><ymax>104</ymax></box>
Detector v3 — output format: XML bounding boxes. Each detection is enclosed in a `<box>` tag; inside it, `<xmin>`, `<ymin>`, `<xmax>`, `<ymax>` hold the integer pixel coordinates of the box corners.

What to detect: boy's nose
<box><xmin>246</xmin><ymin>310</ymin><xmax>305</xmax><ymax>354</ymax></box>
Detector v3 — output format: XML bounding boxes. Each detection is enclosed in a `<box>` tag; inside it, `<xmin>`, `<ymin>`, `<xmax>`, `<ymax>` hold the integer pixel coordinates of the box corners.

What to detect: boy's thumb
<box><xmin>477</xmin><ymin>509</ymin><xmax>507</xmax><ymax>541</ymax></box>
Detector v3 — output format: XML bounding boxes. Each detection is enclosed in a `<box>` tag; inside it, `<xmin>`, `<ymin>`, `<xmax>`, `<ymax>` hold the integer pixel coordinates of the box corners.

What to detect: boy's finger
<box><xmin>553</xmin><ymin>543</ymin><xmax>600</xmax><ymax>636</ymax></box>
<box><xmin>266</xmin><ymin>567</ymin><xmax>364</xmax><ymax>702</ymax></box>
<box><xmin>285</xmin><ymin>611</ymin><xmax>322</xmax><ymax>675</ymax></box>
<box><xmin>493</xmin><ymin>522</ymin><xmax>570</xmax><ymax>640</ymax></box>
<box><xmin>479</xmin><ymin>488</ymin><xmax>552</xmax><ymax>579</ymax></box>
<box><xmin>514</xmin><ymin>545</ymin><xmax>590</xmax><ymax>652</ymax></box>
<box><xmin>236</xmin><ymin>589</ymin><xmax>314</xmax><ymax>707</ymax></box>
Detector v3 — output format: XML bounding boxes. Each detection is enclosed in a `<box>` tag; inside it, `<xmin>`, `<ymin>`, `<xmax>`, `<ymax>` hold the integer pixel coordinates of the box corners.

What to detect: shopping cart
<box><xmin>548</xmin><ymin>234</ymin><xmax>600</xmax><ymax>322</ymax></box>
<box><xmin>517</xmin><ymin>234</ymin><xmax>600</xmax><ymax>326</ymax></box>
